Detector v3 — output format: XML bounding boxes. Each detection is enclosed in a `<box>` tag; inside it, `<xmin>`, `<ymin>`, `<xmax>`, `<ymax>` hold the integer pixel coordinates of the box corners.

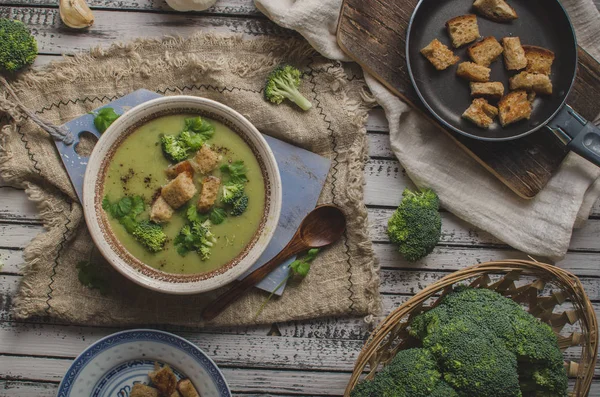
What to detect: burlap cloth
<box><xmin>0</xmin><ymin>34</ymin><xmax>382</xmax><ymax>326</ymax></box>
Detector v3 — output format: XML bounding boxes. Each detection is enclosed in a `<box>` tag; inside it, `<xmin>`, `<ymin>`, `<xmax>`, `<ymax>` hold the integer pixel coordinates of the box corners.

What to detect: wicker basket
<box><xmin>345</xmin><ymin>260</ymin><xmax>598</xmax><ymax>397</ymax></box>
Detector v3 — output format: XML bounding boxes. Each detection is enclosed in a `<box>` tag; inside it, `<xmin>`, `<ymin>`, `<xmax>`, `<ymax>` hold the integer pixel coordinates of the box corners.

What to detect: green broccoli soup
<box><xmin>102</xmin><ymin>114</ymin><xmax>266</xmax><ymax>274</ymax></box>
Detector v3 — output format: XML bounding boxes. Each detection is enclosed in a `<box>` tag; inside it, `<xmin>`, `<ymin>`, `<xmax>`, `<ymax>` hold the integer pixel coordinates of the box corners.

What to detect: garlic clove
<box><xmin>59</xmin><ymin>0</ymin><xmax>94</xmax><ymax>29</ymax></box>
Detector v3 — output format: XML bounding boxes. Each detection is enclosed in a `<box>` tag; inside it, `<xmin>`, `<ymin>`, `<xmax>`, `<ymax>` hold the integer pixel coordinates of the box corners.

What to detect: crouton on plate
<box><xmin>457</xmin><ymin>62</ymin><xmax>491</xmax><ymax>82</ymax></box>
<box><xmin>467</xmin><ymin>37</ymin><xmax>503</xmax><ymax>67</ymax></box>
<box><xmin>161</xmin><ymin>172</ymin><xmax>197</xmax><ymax>209</ymax></box>
<box><xmin>502</xmin><ymin>37</ymin><xmax>527</xmax><ymax>70</ymax></box>
<box><xmin>193</xmin><ymin>144</ymin><xmax>220</xmax><ymax>174</ymax></box>
<box><xmin>197</xmin><ymin>176</ymin><xmax>221</xmax><ymax>213</ymax></box>
<box><xmin>462</xmin><ymin>98</ymin><xmax>499</xmax><ymax>128</ymax></box>
<box><xmin>165</xmin><ymin>160</ymin><xmax>194</xmax><ymax>179</ymax></box>
<box><xmin>178</xmin><ymin>378</ymin><xmax>201</xmax><ymax>397</ymax></box>
<box><xmin>523</xmin><ymin>45</ymin><xmax>555</xmax><ymax>75</ymax></box>
<box><xmin>498</xmin><ymin>90</ymin><xmax>532</xmax><ymax>126</ymax></box>
<box><xmin>446</xmin><ymin>14</ymin><xmax>480</xmax><ymax>48</ymax></box>
<box><xmin>473</xmin><ymin>0</ymin><xmax>518</xmax><ymax>22</ymax></box>
<box><xmin>420</xmin><ymin>39</ymin><xmax>460</xmax><ymax>70</ymax></box>
<box><xmin>470</xmin><ymin>82</ymin><xmax>504</xmax><ymax>98</ymax></box>
<box><xmin>509</xmin><ymin>71</ymin><xmax>553</xmax><ymax>95</ymax></box>
<box><xmin>131</xmin><ymin>383</ymin><xmax>160</xmax><ymax>397</ymax></box>
<box><xmin>149</xmin><ymin>365</ymin><xmax>178</xmax><ymax>397</ymax></box>
<box><xmin>150</xmin><ymin>196</ymin><xmax>174</xmax><ymax>223</ymax></box>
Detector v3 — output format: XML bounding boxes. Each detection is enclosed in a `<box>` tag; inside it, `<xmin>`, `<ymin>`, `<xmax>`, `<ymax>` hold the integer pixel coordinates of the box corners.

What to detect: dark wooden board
<box><xmin>337</xmin><ymin>0</ymin><xmax>600</xmax><ymax>198</ymax></box>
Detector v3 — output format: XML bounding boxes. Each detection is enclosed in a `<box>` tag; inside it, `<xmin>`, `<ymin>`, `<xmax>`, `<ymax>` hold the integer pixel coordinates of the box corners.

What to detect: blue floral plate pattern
<box><xmin>57</xmin><ymin>329</ymin><xmax>231</xmax><ymax>397</ymax></box>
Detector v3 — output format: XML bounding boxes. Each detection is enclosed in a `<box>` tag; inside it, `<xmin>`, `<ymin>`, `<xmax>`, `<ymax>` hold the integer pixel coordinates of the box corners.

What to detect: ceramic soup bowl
<box><xmin>83</xmin><ymin>96</ymin><xmax>282</xmax><ymax>294</ymax></box>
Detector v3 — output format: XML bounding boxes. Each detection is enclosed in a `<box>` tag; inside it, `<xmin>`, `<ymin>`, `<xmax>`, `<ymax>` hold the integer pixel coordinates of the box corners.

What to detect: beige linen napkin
<box><xmin>0</xmin><ymin>35</ymin><xmax>381</xmax><ymax>325</ymax></box>
<box><xmin>255</xmin><ymin>0</ymin><xmax>600</xmax><ymax>261</ymax></box>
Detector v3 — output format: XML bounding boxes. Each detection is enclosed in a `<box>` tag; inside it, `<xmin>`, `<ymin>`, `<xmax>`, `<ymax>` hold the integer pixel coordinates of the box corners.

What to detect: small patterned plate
<box><xmin>57</xmin><ymin>329</ymin><xmax>231</xmax><ymax>397</ymax></box>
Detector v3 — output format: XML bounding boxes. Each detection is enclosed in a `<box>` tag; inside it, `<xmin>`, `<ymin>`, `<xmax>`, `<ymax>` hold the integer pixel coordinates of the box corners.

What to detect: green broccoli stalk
<box><xmin>230</xmin><ymin>194</ymin><xmax>249</xmax><ymax>216</ymax></box>
<box><xmin>0</xmin><ymin>19</ymin><xmax>38</xmax><ymax>72</ymax></box>
<box><xmin>387</xmin><ymin>188</ymin><xmax>441</xmax><ymax>262</ymax></box>
<box><xmin>221</xmin><ymin>182</ymin><xmax>245</xmax><ymax>204</ymax></box>
<box><xmin>160</xmin><ymin>134</ymin><xmax>189</xmax><ymax>162</ymax></box>
<box><xmin>131</xmin><ymin>220</ymin><xmax>167</xmax><ymax>253</ymax></box>
<box><xmin>351</xmin><ymin>348</ymin><xmax>444</xmax><ymax>397</ymax></box>
<box><xmin>264</xmin><ymin>65</ymin><xmax>312</xmax><ymax>111</ymax></box>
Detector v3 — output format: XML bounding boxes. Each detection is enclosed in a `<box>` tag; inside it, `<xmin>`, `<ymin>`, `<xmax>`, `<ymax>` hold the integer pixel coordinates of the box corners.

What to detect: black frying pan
<box><xmin>406</xmin><ymin>0</ymin><xmax>600</xmax><ymax>167</ymax></box>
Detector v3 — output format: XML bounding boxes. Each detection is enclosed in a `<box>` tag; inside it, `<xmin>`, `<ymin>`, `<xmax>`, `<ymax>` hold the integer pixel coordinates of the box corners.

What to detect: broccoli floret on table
<box><xmin>387</xmin><ymin>188</ymin><xmax>442</xmax><ymax>261</ymax></box>
<box><xmin>264</xmin><ymin>65</ymin><xmax>312</xmax><ymax>111</ymax></box>
<box><xmin>0</xmin><ymin>19</ymin><xmax>38</xmax><ymax>72</ymax></box>
<box><xmin>350</xmin><ymin>348</ymin><xmax>443</xmax><ymax>397</ymax></box>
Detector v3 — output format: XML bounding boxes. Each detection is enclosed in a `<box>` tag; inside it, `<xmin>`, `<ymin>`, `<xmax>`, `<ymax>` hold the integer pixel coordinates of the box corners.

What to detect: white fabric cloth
<box><xmin>254</xmin><ymin>0</ymin><xmax>600</xmax><ymax>261</ymax></box>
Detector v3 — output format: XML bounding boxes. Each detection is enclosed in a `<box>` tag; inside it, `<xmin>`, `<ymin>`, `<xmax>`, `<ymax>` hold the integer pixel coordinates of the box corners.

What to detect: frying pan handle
<box><xmin>548</xmin><ymin>105</ymin><xmax>600</xmax><ymax>167</ymax></box>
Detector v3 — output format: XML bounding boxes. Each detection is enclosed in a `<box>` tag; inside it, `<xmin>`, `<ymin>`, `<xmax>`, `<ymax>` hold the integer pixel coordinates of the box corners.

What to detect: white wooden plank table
<box><xmin>0</xmin><ymin>1</ymin><xmax>599</xmax><ymax>396</ymax></box>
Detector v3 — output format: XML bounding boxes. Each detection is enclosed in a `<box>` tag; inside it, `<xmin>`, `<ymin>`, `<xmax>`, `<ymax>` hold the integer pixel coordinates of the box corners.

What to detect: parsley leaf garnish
<box><xmin>254</xmin><ymin>249</ymin><xmax>320</xmax><ymax>319</ymax></box>
<box><xmin>93</xmin><ymin>107</ymin><xmax>120</xmax><ymax>133</ymax></box>
<box><xmin>209</xmin><ymin>208</ymin><xmax>227</xmax><ymax>225</ymax></box>
<box><xmin>77</xmin><ymin>260</ymin><xmax>109</xmax><ymax>295</ymax></box>
<box><xmin>220</xmin><ymin>161</ymin><xmax>248</xmax><ymax>184</ymax></box>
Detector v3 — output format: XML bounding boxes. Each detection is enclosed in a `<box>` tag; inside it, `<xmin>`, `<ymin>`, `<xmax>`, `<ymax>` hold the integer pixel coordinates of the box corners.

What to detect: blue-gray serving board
<box><xmin>54</xmin><ymin>89</ymin><xmax>331</xmax><ymax>295</ymax></box>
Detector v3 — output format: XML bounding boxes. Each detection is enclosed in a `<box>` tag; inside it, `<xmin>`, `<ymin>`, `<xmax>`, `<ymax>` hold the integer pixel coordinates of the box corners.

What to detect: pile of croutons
<box><xmin>150</xmin><ymin>144</ymin><xmax>221</xmax><ymax>224</ymax></box>
<box><xmin>420</xmin><ymin>0</ymin><xmax>555</xmax><ymax>129</ymax></box>
<box><xmin>130</xmin><ymin>364</ymin><xmax>201</xmax><ymax>397</ymax></box>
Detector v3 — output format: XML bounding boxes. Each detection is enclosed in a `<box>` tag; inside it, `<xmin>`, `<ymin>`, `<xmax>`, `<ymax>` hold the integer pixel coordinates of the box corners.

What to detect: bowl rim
<box><xmin>83</xmin><ymin>95</ymin><xmax>282</xmax><ymax>295</ymax></box>
<box><xmin>56</xmin><ymin>328</ymin><xmax>232</xmax><ymax>396</ymax></box>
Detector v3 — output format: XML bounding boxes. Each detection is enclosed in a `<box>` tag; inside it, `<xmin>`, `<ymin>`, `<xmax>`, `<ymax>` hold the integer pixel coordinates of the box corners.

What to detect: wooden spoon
<box><xmin>202</xmin><ymin>204</ymin><xmax>347</xmax><ymax>321</ymax></box>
